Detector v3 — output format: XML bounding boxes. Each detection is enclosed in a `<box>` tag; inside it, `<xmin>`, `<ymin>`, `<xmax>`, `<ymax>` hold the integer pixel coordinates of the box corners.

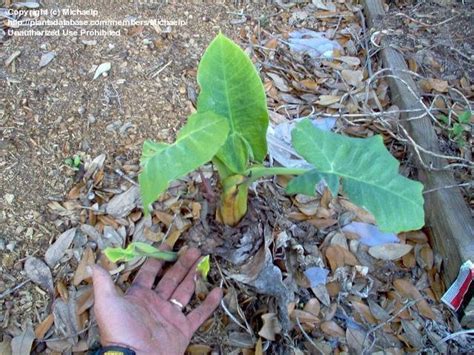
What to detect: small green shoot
<box><xmin>438</xmin><ymin>110</ymin><xmax>471</xmax><ymax>148</ymax></box>
<box><xmin>65</xmin><ymin>155</ymin><xmax>82</xmax><ymax>170</ymax></box>
<box><xmin>104</xmin><ymin>242</ymin><xmax>177</xmax><ymax>263</ymax></box>
<box><xmin>196</xmin><ymin>255</ymin><xmax>211</xmax><ymax>280</ymax></box>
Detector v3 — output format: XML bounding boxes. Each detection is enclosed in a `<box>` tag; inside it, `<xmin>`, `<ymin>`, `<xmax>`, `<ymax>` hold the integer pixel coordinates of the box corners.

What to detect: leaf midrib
<box><xmin>298</xmin><ymin>128</ymin><xmax>420</xmax><ymax>209</ymax></box>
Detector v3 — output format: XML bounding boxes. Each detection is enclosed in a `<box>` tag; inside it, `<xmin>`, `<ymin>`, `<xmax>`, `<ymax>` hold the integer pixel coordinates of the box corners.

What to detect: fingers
<box><xmin>168</xmin><ymin>258</ymin><xmax>201</xmax><ymax>307</ymax></box>
<box><xmin>91</xmin><ymin>265</ymin><xmax>118</xmax><ymax>305</ymax></box>
<box><xmin>155</xmin><ymin>248</ymin><xmax>201</xmax><ymax>300</ymax></box>
<box><xmin>187</xmin><ymin>288</ymin><xmax>223</xmax><ymax>334</ymax></box>
<box><xmin>132</xmin><ymin>244</ymin><xmax>170</xmax><ymax>289</ymax></box>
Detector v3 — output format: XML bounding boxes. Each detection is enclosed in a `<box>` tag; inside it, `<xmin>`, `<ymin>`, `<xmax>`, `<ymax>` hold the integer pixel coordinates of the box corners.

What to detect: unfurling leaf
<box><xmin>291</xmin><ymin>119</ymin><xmax>424</xmax><ymax>233</ymax></box>
<box><xmin>196</xmin><ymin>255</ymin><xmax>211</xmax><ymax>280</ymax></box>
<box><xmin>139</xmin><ymin>111</ymin><xmax>229</xmax><ymax>212</ymax></box>
<box><xmin>104</xmin><ymin>242</ymin><xmax>177</xmax><ymax>263</ymax></box>
<box><xmin>197</xmin><ymin>33</ymin><xmax>269</xmax><ymax>173</ymax></box>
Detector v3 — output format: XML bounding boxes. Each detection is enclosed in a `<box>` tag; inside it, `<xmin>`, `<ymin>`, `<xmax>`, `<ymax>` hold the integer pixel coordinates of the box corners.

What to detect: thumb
<box><xmin>91</xmin><ymin>265</ymin><xmax>118</xmax><ymax>304</ymax></box>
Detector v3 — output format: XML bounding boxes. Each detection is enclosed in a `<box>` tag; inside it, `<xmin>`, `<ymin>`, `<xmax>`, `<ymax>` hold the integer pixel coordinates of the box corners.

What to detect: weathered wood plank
<box><xmin>363</xmin><ymin>0</ymin><xmax>473</xmax><ymax>324</ymax></box>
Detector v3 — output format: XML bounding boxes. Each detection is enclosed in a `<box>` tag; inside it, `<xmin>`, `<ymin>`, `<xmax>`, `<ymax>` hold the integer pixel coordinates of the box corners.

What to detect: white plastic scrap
<box><xmin>266</xmin><ymin>117</ymin><xmax>336</xmax><ymax>169</ymax></box>
<box><xmin>288</xmin><ymin>29</ymin><xmax>342</xmax><ymax>59</ymax></box>
<box><xmin>342</xmin><ymin>221</ymin><xmax>399</xmax><ymax>247</ymax></box>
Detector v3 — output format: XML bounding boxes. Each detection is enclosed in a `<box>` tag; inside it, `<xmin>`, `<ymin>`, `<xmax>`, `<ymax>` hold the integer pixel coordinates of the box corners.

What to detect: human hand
<box><xmin>91</xmin><ymin>248</ymin><xmax>223</xmax><ymax>355</ymax></box>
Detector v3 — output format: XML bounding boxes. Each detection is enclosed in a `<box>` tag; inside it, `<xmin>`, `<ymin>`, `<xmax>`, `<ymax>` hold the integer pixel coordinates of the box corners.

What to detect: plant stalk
<box><xmin>245</xmin><ymin>166</ymin><xmax>308</xmax><ymax>183</ymax></box>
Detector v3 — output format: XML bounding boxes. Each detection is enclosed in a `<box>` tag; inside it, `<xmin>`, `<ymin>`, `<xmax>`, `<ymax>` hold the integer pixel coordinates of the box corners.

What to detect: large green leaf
<box><xmin>139</xmin><ymin>111</ymin><xmax>229</xmax><ymax>211</ymax></box>
<box><xmin>291</xmin><ymin>119</ymin><xmax>424</xmax><ymax>233</ymax></box>
<box><xmin>286</xmin><ymin>169</ymin><xmax>339</xmax><ymax>196</ymax></box>
<box><xmin>197</xmin><ymin>33</ymin><xmax>269</xmax><ymax>174</ymax></box>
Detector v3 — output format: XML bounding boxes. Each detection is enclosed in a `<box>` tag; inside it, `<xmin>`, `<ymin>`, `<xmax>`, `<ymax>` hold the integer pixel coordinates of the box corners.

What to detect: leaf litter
<box><xmin>2</xmin><ymin>1</ymin><xmax>472</xmax><ymax>354</ymax></box>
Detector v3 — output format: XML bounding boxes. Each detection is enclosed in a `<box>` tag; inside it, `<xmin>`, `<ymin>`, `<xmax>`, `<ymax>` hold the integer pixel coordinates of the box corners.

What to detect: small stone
<box><xmin>0</xmin><ymin>238</ymin><xmax>5</xmax><ymax>250</ymax></box>
<box><xmin>6</xmin><ymin>241</ymin><xmax>16</xmax><ymax>252</ymax></box>
<box><xmin>4</xmin><ymin>193</ymin><xmax>14</xmax><ymax>204</ymax></box>
<box><xmin>88</xmin><ymin>114</ymin><xmax>96</xmax><ymax>124</ymax></box>
<box><xmin>78</xmin><ymin>106</ymin><xmax>86</xmax><ymax>115</ymax></box>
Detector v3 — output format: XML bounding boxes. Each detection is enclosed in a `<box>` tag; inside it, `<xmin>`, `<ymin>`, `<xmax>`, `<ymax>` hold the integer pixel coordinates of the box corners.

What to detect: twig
<box><xmin>37</xmin><ymin>321</ymin><xmax>95</xmax><ymax>342</ymax></box>
<box><xmin>394</xmin><ymin>13</ymin><xmax>458</xmax><ymax>27</ymax></box>
<box><xmin>150</xmin><ymin>60</ymin><xmax>172</xmax><ymax>79</ymax></box>
<box><xmin>435</xmin><ymin>329</ymin><xmax>474</xmax><ymax>347</ymax></box>
<box><xmin>295</xmin><ymin>317</ymin><xmax>324</xmax><ymax>355</ymax></box>
<box><xmin>357</xmin><ymin>8</ymin><xmax>373</xmax><ymax>79</ymax></box>
<box><xmin>0</xmin><ymin>279</ymin><xmax>31</xmax><ymax>299</ymax></box>
<box><xmin>114</xmin><ymin>168</ymin><xmax>138</xmax><ymax>186</ymax></box>
<box><xmin>423</xmin><ymin>182</ymin><xmax>472</xmax><ymax>194</ymax></box>
<box><xmin>362</xmin><ymin>299</ymin><xmax>419</xmax><ymax>354</ymax></box>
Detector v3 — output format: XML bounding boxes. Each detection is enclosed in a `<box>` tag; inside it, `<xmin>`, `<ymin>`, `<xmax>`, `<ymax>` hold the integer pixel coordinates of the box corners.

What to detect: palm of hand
<box><xmin>92</xmin><ymin>248</ymin><xmax>222</xmax><ymax>355</ymax></box>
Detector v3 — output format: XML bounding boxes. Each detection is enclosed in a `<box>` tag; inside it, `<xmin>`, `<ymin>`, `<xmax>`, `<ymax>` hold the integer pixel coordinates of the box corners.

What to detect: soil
<box><xmin>1</xmin><ymin>0</ymin><xmax>277</xmax><ymax>339</ymax></box>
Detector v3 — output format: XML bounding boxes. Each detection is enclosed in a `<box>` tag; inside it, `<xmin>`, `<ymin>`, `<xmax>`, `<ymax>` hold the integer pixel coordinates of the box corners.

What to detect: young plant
<box><xmin>438</xmin><ymin>110</ymin><xmax>472</xmax><ymax>148</ymax></box>
<box><xmin>139</xmin><ymin>33</ymin><xmax>425</xmax><ymax>234</ymax></box>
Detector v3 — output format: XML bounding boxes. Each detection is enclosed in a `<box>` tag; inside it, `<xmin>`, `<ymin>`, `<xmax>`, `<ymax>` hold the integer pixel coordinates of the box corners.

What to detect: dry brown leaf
<box><xmin>339</xmin><ymin>199</ymin><xmax>376</xmax><ymax>224</ymax></box>
<box><xmin>73</xmin><ymin>247</ymin><xmax>95</xmax><ymax>285</ymax></box>
<box><xmin>67</xmin><ymin>182</ymin><xmax>84</xmax><ymax>199</ymax></box>
<box><xmin>346</xmin><ymin>327</ymin><xmax>366</xmax><ymax>353</ymax></box>
<box><xmin>97</xmin><ymin>215</ymin><xmax>120</xmax><ymax>229</ymax></box>
<box><xmin>428</xmin><ymin>78</ymin><xmax>449</xmax><ymax>92</ymax></box>
<box><xmin>368</xmin><ymin>243</ymin><xmax>413</xmax><ymax>260</ymax></box>
<box><xmin>307</xmin><ymin>218</ymin><xmax>338</xmax><ymax>229</ymax></box>
<box><xmin>291</xmin><ymin>309</ymin><xmax>320</xmax><ymax>327</ymax></box>
<box><xmin>341</xmin><ymin>69</ymin><xmax>364</xmax><ymax>87</ymax></box>
<box><xmin>45</xmin><ymin>228</ymin><xmax>76</xmax><ymax>267</ymax></box>
<box><xmin>325</xmin><ymin>245</ymin><xmax>344</xmax><ymax>271</ymax></box>
<box><xmin>35</xmin><ymin>314</ymin><xmax>54</xmax><ymax>339</ymax></box>
<box><xmin>76</xmin><ymin>286</ymin><xmax>94</xmax><ymax>314</ymax></box>
<box><xmin>341</xmin><ymin>247</ymin><xmax>359</xmax><ymax>266</ymax></box>
<box><xmin>321</xmin><ymin>320</ymin><xmax>345</xmax><ymax>338</ymax></box>
<box><xmin>105</xmin><ymin>186</ymin><xmax>140</xmax><ymax>218</ymax></box>
<box><xmin>402</xmin><ymin>252</ymin><xmax>416</xmax><ymax>268</ymax></box>
<box><xmin>191</xmin><ymin>202</ymin><xmax>201</xmax><ymax>219</ymax></box>
<box><xmin>367</xmin><ymin>299</ymin><xmax>390</xmax><ymax>321</ymax></box>
<box><xmin>317</xmin><ymin>95</ymin><xmax>341</xmax><ymax>106</ymax></box>
<box><xmin>387</xmin><ymin>291</ymin><xmax>412</xmax><ymax>320</ymax></box>
<box><xmin>53</xmin><ymin>298</ymin><xmax>80</xmax><ymax>342</ymax></box>
<box><xmin>11</xmin><ymin>324</ymin><xmax>35</xmax><ymax>355</ymax></box>
<box><xmin>417</xmin><ymin>244</ymin><xmax>434</xmax><ymax>270</ymax></box>
<box><xmin>24</xmin><ymin>257</ymin><xmax>54</xmax><ymax>294</ymax></box>
<box><xmin>303</xmin><ymin>298</ymin><xmax>320</xmax><ymax>317</ymax></box>
<box><xmin>154</xmin><ymin>210</ymin><xmax>174</xmax><ymax>227</ymax></box>
<box><xmin>326</xmin><ymin>281</ymin><xmax>340</xmax><ymax>297</ymax></box>
<box><xmin>393</xmin><ymin>279</ymin><xmax>436</xmax><ymax>320</ymax></box>
<box><xmin>56</xmin><ymin>280</ymin><xmax>69</xmax><ymax>301</ymax></box>
<box><xmin>258</xmin><ymin>313</ymin><xmax>282</xmax><ymax>341</ymax></box>
<box><xmin>264</xmin><ymin>37</ymin><xmax>278</xmax><ymax>49</ymax></box>
<box><xmin>401</xmin><ymin>320</ymin><xmax>424</xmax><ymax>349</ymax></box>
<box><xmin>337</xmin><ymin>56</ymin><xmax>361</xmax><ymax>66</ymax></box>
<box><xmin>351</xmin><ymin>300</ymin><xmax>377</xmax><ymax>324</ymax></box>
<box><xmin>300</xmin><ymin>79</ymin><xmax>319</xmax><ymax>90</ymax></box>
<box><xmin>267</xmin><ymin>72</ymin><xmax>290</xmax><ymax>92</ymax></box>
<box><xmin>401</xmin><ymin>230</ymin><xmax>428</xmax><ymax>243</ymax></box>
<box><xmin>186</xmin><ymin>344</ymin><xmax>212</xmax><ymax>355</ymax></box>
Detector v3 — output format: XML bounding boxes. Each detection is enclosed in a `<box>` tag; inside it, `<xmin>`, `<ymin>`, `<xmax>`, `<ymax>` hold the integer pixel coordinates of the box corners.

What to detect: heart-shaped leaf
<box><xmin>197</xmin><ymin>33</ymin><xmax>269</xmax><ymax>174</ymax></box>
<box><xmin>139</xmin><ymin>111</ymin><xmax>229</xmax><ymax>211</ymax></box>
<box><xmin>291</xmin><ymin>119</ymin><xmax>424</xmax><ymax>232</ymax></box>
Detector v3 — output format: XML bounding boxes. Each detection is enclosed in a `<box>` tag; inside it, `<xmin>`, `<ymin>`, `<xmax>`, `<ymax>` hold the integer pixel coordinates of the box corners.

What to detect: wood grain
<box><xmin>363</xmin><ymin>0</ymin><xmax>473</xmax><ymax>324</ymax></box>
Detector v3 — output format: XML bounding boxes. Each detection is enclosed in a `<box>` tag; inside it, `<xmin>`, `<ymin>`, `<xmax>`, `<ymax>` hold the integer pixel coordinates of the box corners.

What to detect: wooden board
<box><xmin>363</xmin><ymin>0</ymin><xmax>473</xmax><ymax>324</ymax></box>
